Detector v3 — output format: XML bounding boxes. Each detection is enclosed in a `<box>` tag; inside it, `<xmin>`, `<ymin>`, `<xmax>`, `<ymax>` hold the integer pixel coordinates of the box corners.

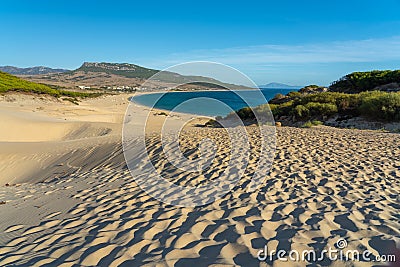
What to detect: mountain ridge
<box><xmin>0</xmin><ymin>66</ymin><xmax>69</xmax><ymax>75</ymax></box>
<box><xmin>9</xmin><ymin>62</ymin><xmax>250</xmax><ymax>91</ymax></box>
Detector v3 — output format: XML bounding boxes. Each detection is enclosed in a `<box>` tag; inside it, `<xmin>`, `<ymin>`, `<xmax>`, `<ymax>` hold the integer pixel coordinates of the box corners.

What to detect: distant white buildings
<box><xmin>78</xmin><ymin>85</ymin><xmax>140</xmax><ymax>91</ymax></box>
<box><xmin>112</xmin><ymin>85</ymin><xmax>132</xmax><ymax>90</ymax></box>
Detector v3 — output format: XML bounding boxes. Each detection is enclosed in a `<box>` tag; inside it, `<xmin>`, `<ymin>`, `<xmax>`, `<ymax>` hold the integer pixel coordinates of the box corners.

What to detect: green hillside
<box><xmin>329</xmin><ymin>70</ymin><xmax>400</xmax><ymax>93</ymax></box>
<box><xmin>0</xmin><ymin>71</ymin><xmax>101</xmax><ymax>98</ymax></box>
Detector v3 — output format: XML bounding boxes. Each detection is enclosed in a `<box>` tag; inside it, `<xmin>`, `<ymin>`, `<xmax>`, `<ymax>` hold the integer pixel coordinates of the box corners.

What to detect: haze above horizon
<box><xmin>1</xmin><ymin>0</ymin><xmax>400</xmax><ymax>86</ymax></box>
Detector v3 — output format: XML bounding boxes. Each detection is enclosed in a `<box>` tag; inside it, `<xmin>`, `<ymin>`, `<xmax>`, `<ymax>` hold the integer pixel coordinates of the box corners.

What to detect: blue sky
<box><xmin>1</xmin><ymin>0</ymin><xmax>400</xmax><ymax>85</ymax></box>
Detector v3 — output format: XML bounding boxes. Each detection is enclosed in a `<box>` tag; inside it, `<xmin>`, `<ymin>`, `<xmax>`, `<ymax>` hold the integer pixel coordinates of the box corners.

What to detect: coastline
<box><xmin>129</xmin><ymin>88</ymin><xmax>295</xmax><ymax>118</ymax></box>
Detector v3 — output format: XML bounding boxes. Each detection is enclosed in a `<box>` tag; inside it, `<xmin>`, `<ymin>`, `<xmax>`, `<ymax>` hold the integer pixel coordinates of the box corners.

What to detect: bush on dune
<box><xmin>236</xmin><ymin>107</ymin><xmax>255</xmax><ymax>120</ymax></box>
<box><xmin>292</xmin><ymin>102</ymin><xmax>337</xmax><ymax>119</ymax></box>
<box><xmin>301</xmin><ymin>120</ymin><xmax>323</xmax><ymax>128</ymax></box>
<box><xmin>267</xmin><ymin>101</ymin><xmax>294</xmax><ymax>117</ymax></box>
<box><xmin>232</xmin><ymin>90</ymin><xmax>400</xmax><ymax>123</ymax></box>
<box><xmin>223</xmin><ymin>69</ymin><xmax>400</xmax><ymax>125</ymax></box>
<box><xmin>294</xmin><ymin>104</ymin><xmax>309</xmax><ymax>118</ymax></box>
<box><xmin>358</xmin><ymin>91</ymin><xmax>400</xmax><ymax>121</ymax></box>
<box><xmin>304</xmin><ymin>102</ymin><xmax>338</xmax><ymax>116</ymax></box>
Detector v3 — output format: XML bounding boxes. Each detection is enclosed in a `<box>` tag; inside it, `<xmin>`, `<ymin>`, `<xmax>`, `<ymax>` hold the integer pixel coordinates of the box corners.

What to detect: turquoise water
<box><xmin>130</xmin><ymin>88</ymin><xmax>297</xmax><ymax>117</ymax></box>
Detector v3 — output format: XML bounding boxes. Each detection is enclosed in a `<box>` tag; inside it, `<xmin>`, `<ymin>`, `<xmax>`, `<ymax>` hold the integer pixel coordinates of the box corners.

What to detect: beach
<box><xmin>0</xmin><ymin>92</ymin><xmax>399</xmax><ymax>266</ymax></box>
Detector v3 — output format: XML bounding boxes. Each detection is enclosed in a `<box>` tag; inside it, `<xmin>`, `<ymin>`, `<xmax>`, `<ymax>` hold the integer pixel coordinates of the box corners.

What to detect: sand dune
<box><xmin>0</xmin><ymin>93</ymin><xmax>399</xmax><ymax>266</ymax></box>
<box><xmin>0</xmin><ymin>93</ymin><xmax>128</xmax><ymax>185</ymax></box>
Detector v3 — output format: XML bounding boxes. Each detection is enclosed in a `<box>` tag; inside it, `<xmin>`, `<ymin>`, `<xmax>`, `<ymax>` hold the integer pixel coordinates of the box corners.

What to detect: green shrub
<box><xmin>358</xmin><ymin>91</ymin><xmax>400</xmax><ymax>121</ymax></box>
<box><xmin>311</xmin><ymin>120</ymin><xmax>323</xmax><ymax>126</ymax></box>
<box><xmin>58</xmin><ymin>90</ymin><xmax>103</xmax><ymax>98</ymax></box>
<box><xmin>217</xmin><ymin>85</ymin><xmax>400</xmax><ymax>125</ymax></box>
<box><xmin>236</xmin><ymin>107</ymin><xmax>255</xmax><ymax>120</ymax></box>
<box><xmin>272</xmin><ymin>93</ymin><xmax>285</xmax><ymax>100</ymax></box>
<box><xmin>301</xmin><ymin>120</ymin><xmax>323</xmax><ymax>128</ymax></box>
<box><xmin>304</xmin><ymin>102</ymin><xmax>338</xmax><ymax>117</ymax></box>
<box><xmin>287</xmin><ymin>91</ymin><xmax>301</xmax><ymax>98</ymax></box>
<box><xmin>335</xmin><ymin>94</ymin><xmax>360</xmax><ymax>113</ymax></box>
<box><xmin>294</xmin><ymin>105</ymin><xmax>309</xmax><ymax>118</ymax></box>
<box><xmin>268</xmin><ymin>101</ymin><xmax>294</xmax><ymax>117</ymax></box>
<box><xmin>301</xmin><ymin>121</ymin><xmax>314</xmax><ymax>128</ymax></box>
<box><xmin>293</xmin><ymin>102</ymin><xmax>337</xmax><ymax>119</ymax></box>
<box><xmin>205</xmin><ymin>119</ymin><xmax>222</xmax><ymax>127</ymax></box>
<box><xmin>299</xmin><ymin>92</ymin><xmax>347</xmax><ymax>104</ymax></box>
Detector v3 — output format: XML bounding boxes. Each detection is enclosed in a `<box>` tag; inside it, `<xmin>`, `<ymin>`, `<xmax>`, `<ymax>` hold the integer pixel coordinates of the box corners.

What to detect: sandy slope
<box><xmin>0</xmin><ymin>93</ymin><xmax>127</xmax><ymax>185</ymax></box>
<box><xmin>0</xmin><ymin>92</ymin><xmax>399</xmax><ymax>266</ymax></box>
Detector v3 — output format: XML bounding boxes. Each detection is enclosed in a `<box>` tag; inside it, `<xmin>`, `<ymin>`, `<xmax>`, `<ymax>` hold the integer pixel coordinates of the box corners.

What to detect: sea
<box><xmin>130</xmin><ymin>88</ymin><xmax>297</xmax><ymax>117</ymax></box>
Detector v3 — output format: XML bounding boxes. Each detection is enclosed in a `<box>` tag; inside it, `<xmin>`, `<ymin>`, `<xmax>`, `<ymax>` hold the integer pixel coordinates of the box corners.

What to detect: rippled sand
<box><xmin>0</xmin><ymin>93</ymin><xmax>399</xmax><ymax>266</ymax></box>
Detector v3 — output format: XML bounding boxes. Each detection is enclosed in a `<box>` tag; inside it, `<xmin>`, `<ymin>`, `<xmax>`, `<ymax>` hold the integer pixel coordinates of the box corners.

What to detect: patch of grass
<box><xmin>301</xmin><ymin>120</ymin><xmax>323</xmax><ymax>128</ymax></box>
<box><xmin>311</xmin><ymin>120</ymin><xmax>323</xmax><ymax>125</ymax></box>
<box><xmin>58</xmin><ymin>90</ymin><xmax>103</xmax><ymax>98</ymax></box>
<box><xmin>205</xmin><ymin>119</ymin><xmax>222</xmax><ymax>127</ymax></box>
<box><xmin>301</xmin><ymin>121</ymin><xmax>314</xmax><ymax>128</ymax></box>
<box><xmin>62</xmin><ymin>97</ymin><xmax>79</xmax><ymax>105</ymax></box>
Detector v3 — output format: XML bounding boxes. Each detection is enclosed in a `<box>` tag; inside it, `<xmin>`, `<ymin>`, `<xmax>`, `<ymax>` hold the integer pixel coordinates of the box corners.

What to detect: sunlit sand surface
<box><xmin>0</xmin><ymin>93</ymin><xmax>399</xmax><ymax>266</ymax></box>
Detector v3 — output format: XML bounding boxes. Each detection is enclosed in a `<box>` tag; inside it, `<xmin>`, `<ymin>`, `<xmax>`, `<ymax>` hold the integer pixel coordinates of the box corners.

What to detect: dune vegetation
<box><xmin>222</xmin><ymin>70</ymin><xmax>400</xmax><ymax>127</ymax></box>
<box><xmin>266</xmin><ymin>91</ymin><xmax>400</xmax><ymax>122</ymax></box>
<box><xmin>0</xmin><ymin>71</ymin><xmax>102</xmax><ymax>98</ymax></box>
<box><xmin>224</xmin><ymin>90</ymin><xmax>400</xmax><ymax>123</ymax></box>
<box><xmin>330</xmin><ymin>70</ymin><xmax>400</xmax><ymax>93</ymax></box>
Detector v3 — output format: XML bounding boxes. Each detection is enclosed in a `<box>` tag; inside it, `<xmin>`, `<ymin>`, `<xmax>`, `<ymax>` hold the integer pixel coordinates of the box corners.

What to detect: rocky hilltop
<box><xmin>80</xmin><ymin>62</ymin><xmax>145</xmax><ymax>71</ymax></box>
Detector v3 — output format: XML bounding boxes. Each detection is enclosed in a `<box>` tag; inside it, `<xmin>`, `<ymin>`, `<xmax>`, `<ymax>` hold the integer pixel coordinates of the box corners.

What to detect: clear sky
<box><xmin>1</xmin><ymin>0</ymin><xmax>400</xmax><ymax>85</ymax></box>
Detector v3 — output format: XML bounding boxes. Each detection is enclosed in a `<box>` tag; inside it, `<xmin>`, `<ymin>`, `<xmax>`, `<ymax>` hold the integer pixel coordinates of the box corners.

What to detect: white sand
<box><xmin>0</xmin><ymin>92</ymin><xmax>399</xmax><ymax>266</ymax></box>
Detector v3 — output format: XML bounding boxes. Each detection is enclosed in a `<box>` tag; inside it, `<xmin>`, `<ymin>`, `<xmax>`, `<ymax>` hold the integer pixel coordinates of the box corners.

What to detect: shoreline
<box><xmin>129</xmin><ymin>88</ymin><xmax>294</xmax><ymax>118</ymax></box>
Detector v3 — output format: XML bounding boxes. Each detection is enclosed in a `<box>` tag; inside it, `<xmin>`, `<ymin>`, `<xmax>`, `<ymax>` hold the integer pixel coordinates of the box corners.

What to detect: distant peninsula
<box><xmin>258</xmin><ymin>82</ymin><xmax>301</xmax><ymax>89</ymax></box>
